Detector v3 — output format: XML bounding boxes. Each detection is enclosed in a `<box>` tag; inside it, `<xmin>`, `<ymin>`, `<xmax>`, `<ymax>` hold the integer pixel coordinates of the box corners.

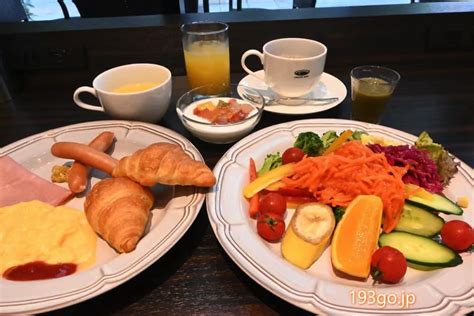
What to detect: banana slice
<box><xmin>281</xmin><ymin>203</ymin><xmax>335</xmax><ymax>269</ymax></box>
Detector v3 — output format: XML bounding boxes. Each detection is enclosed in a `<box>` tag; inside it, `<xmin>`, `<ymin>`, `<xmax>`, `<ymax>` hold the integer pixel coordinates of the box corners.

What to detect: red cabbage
<box><xmin>368</xmin><ymin>144</ymin><xmax>443</xmax><ymax>193</ymax></box>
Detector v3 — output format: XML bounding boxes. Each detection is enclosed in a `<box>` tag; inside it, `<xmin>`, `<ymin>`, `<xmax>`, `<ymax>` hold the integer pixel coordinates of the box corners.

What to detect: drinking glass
<box><xmin>350</xmin><ymin>66</ymin><xmax>400</xmax><ymax>124</ymax></box>
<box><xmin>181</xmin><ymin>22</ymin><xmax>230</xmax><ymax>95</ymax></box>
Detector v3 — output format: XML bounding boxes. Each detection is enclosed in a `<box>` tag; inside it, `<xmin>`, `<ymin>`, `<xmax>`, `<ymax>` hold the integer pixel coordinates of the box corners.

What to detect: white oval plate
<box><xmin>238</xmin><ymin>71</ymin><xmax>347</xmax><ymax>115</ymax></box>
<box><xmin>207</xmin><ymin>119</ymin><xmax>473</xmax><ymax>315</ymax></box>
<box><xmin>0</xmin><ymin>121</ymin><xmax>206</xmax><ymax>314</ymax></box>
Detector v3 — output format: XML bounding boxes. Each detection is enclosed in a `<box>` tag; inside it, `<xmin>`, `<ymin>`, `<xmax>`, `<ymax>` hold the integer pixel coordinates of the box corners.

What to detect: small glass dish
<box><xmin>176</xmin><ymin>84</ymin><xmax>265</xmax><ymax>144</ymax></box>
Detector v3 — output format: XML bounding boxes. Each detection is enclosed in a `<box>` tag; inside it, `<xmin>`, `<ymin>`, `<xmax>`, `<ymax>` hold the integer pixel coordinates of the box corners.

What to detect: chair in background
<box><xmin>293</xmin><ymin>0</ymin><xmax>316</xmax><ymax>9</ymax></box>
<box><xmin>0</xmin><ymin>0</ymin><xmax>28</xmax><ymax>22</ymax></box>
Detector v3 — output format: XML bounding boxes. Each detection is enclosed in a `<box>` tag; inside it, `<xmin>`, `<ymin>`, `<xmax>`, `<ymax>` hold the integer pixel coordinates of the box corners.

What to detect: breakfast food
<box><xmin>67</xmin><ymin>131</ymin><xmax>115</xmax><ymax>193</ymax></box>
<box><xmin>193</xmin><ymin>99</ymin><xmax>254</xmax><ymax>124</ymax></box>
<box><xmin>0</xmin><ymin>156</ymin><xmax>73</xmax><ymax>207</ymax></box>
<box><xmin>51</xmin><ymin>142</ymin><xmax>216</xmax><ymax>187</ymax></box>
<box><xmin>84</xmin><ymin>177</ymin><xmax>154</xmax><ymax>253</ymax></box>
<box><xmin>281</xmin><ymin>203</ymin><xmax>335</xmax><ymax>269</ymax></box>
<box><xmin>244</xmin><ymin>130</ymin><xmax>467</xmax><ymax>284</ymax></box>
<box><xmin>0</xmin><ymin>200</ymin><xmax>97</xmax><ymax>280</ymax></box>
<box><xmin>331</xmin><ymin>195</ymin><xmax>383</xmax><ymax>278</ymax></box>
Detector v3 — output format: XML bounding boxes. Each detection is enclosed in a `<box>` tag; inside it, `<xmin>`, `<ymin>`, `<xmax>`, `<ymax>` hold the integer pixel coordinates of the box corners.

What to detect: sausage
<box><xmin>67</xmin><ymin>132</ymin><xmax>116</xmax><ymax>193</ymax></box>
<box><xmin>52</xmin><ymin>142</ymin><xmax>118</xmax><ymax>176</ymax></box>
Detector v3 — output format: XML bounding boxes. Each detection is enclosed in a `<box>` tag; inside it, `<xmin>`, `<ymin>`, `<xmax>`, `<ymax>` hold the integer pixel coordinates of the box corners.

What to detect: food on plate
<box><xmin>259</xmin><ymin>192</ymin><xmax>287</xmax><ymax>216</ymax></box>
<box><xmin>415</xmin><ymin>131</ymin><xmax>459</xmax><ymax>186</ymax></box>
<box><xmin>378</xmin><ymin>231</ymin><xmax>462</xmax><ymax>270</ymax></box>
<box><xmin>405</xmin><ymin>185</ymin><xmax>463</xmax><ymax>215</ymax></box>
<box><xmin>0</xmin><ymin>200</ymin><xmax>96</xmax><ymax>280</ymax></box>
<box><xmin>456</xmin><ymin>196</ymin><xmax>469</xmax><ymax>208</ymax></box>
<box><xmin>281</xmin><ymin>203</ymin><xmax>335</xmax><ymax>269</ymax></box>
<box><xmin>243</xmin><ymin>163</ymin><xmax>295</xmax><ymax>198</ymax></box>
<box><xmin>368</xmin><ymin>144</ymin><xmax>443</xmax><ymax>193</ymax></box>
<box><xmin>67</xmin><ymin>131</ymin><xmax>115</xmax><ymax>193</ymax></box>
<box><xmin>85</xmin><ymin>177</ymin><xmax>154</xmax><ymax>253</ymax></box>
<box><xmin>370</xmin><ymin>246</ymin><xmax>407</xmax><ymax>284</ymax></box>
<box><xmin>394</xmin><ymin>204</ymin><xmax>445</xmax><ymax>237</ymax></box>
<box><xmin>440</xmin><ymin>220</ymin><xmax>474</xmax><ymax>252</ymax></box>
<box><xmin>0</xmin><ymin>156</ymin><xmax>73</xmax><ymax>208</ymax></box>
<box><xmin>51</xmin><ymin>142</ymin><xmax>216</xmax><ymax>187</ymax></box>
<box><xmin>257</xmin><ymin>212</ymin><xmax>285</xmax><ymax>242</ymax></box>
<box><xmin>193</xmin><ymin>99</ymin><xmax>254</xmax><ymax>124</ymax></box>
<box><xmin>281</xmin><ymin>147</ymin><xmax>305</xmax><ymax>165</ymax></box>
<box><xmin>283</xmin><ymin>141</ymin><xmax>406</xmax><ymax>233</ymax></box>
<box><xmin>331</xmin><ymin>195</ymin><xmax>383</xmax><ymax>278</ymax></box>
<box><xmin>243</xmin><ymin>128</ymin><xmax>467</xmax><ymax>283</ymax></box>
<box><xmin>51</xmin><ymin>165</ymin><xmax>70</xmax><ymax>183</ymax></box>
<box><xmin>257</xmin><ymin>153</ymin><xmax>283</xmax><ymax>176</ymax></box>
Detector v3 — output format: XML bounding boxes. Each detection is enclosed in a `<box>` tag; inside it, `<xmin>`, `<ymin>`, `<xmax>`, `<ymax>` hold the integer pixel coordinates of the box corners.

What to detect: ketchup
<box><xmin>3</xmin><ymin>261</ymin><xmax>77</xmax><ymax>281</ymax></box>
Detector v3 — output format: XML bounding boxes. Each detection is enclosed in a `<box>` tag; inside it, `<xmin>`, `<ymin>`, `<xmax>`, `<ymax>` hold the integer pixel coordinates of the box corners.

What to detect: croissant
<box><xmin>84</xmin><ymin>177</ymin><xmax>154</xmax><ymax>253</ymax></box>
<box><xmin>112</xmin><ymin>143</ymin><xmax>216</xmax><ymax>187</ymax></box>
<box><xmin>51</xmin><ymin>142</ymin><xmax>216</xmax><ymax>187</ymax></box>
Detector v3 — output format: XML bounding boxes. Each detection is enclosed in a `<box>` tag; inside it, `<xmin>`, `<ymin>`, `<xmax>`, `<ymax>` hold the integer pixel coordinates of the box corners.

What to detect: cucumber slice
<box><xmin>394</xmin><ymin>204</ymin><xmax>445</xmax><ymax>237</ymax></box>
<box><xmin>406</xmin><ymin>193</ymin><xmax>463</xmax><ymax>215</ymax></box>
<box><xmin>379</xmin><ymin>232</ymin><xmax>462</xmax><ymax>268</ymax></box>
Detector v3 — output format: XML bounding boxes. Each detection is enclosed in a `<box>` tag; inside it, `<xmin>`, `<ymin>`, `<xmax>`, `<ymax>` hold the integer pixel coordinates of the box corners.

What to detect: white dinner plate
<box><xmin>207</xmin><ymin>119</ymin><xmax>473</xmax><ymax>315</ymax></box>
<box><xmin>0</xmin><ymin>120</ymin><xmax>207</xmax><ymax>314</ymax></box>
<box><xmin>238</xmin><ymin>71</ymin><xmax>347</xmax><ymax>115</ymax></box>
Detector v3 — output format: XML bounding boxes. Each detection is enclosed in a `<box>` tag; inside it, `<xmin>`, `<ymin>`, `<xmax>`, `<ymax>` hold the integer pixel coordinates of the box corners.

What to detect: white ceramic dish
<box><xmin>207</xmin><ymin>119</ymin><xmax>473</xmax><ymax>315</ymax></box>
<box><xmin>176</xmin><ymin>84</ymin><xmax>265</xmax><ymax>144</ymax></box>
<box><xmin>238</xmin><ymin>71</ymin><xmax>347</xmax><ymax>115</ymax></box>
<box><xmin>0</xmin><ymin>120</ymin><xmax>206</xmax><ymax>314</ymax></box>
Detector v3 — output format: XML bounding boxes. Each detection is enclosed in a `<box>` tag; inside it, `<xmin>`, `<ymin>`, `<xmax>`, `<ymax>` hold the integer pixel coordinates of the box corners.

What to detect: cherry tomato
<box><xmin>282</xmin><ymin>147</ymin><xmax>305</xmax><ymax>164</ymax></box>
<box><xmin>257</xmin><ymin>212</ymin><xmax>286</xmax><ymax>242</ymax></box>
<box><xmin>260</xmin><ymin>192</ymin><xmax>287</xmax><ymax>216</ymax></box>
<box><xmin>441</xmin><ymin>220</ymin><xmax>474</xmax><ymax>252</ymax></box>
<box><xmin>371</xmin><ymin>246</ymin><xmax>407</xmax><ymax>284</ymax></box>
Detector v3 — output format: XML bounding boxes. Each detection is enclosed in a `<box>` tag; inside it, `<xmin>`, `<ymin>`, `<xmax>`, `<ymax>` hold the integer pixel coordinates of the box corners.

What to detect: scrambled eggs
<box><xmin>360</xmin><ymin>134</ymin><xmax>403</xmax><ymax>146</ymax></box>
<box><xmin>0</xmin><ymin>200</ymin><xmax>97</xmax><ymax>275</ymax></box>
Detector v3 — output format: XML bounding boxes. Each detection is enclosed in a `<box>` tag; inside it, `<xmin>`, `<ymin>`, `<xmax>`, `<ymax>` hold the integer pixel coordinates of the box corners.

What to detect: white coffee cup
<box><xmin>241</xmin><ymin>38</ymin><xmax>327</xmax><ymax>98</ymax></box>
<box><xmin>73</xmin><ymin>63</ymin><xmax>172</xmax><ymax>122</ymax></box>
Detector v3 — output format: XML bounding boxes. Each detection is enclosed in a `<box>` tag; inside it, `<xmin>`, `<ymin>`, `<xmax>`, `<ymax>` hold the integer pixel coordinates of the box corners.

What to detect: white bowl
<box><xmin>176</xmin><ymin>84</ymin><xmax>265</xmax><ymax>144</ymax></box>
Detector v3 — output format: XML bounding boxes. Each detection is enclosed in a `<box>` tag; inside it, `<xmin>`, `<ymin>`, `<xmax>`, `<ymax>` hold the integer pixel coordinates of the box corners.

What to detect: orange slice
<box><xmin>331</xmin><ymin>195</ymin><xmax>383</xmax><ymax>278</ymax></box>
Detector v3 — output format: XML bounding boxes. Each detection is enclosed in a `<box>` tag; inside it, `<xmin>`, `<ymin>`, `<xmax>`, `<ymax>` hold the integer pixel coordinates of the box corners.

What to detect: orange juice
<box><xmin>113</xmin><ymin>82</ymin><xmax>159</xmax><ymax>93</ymax></box>
<box><xmin>184</xmin><ymin>40</ymin><xmax>230</xmax><ymax>95</ymax></box>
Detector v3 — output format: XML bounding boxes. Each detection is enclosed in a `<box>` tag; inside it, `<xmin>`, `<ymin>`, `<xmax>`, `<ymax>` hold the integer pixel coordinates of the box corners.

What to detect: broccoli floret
<box><xmin>294</xmin><ymin>132</ymin><xmax>324</xmax><ymax>156</ymax></box>
<box><xmin>333</xmin><ymin>206</ymin><xmax>346</xmax><ymax>223</ymax></box>
<box><xmin>321</xmin><ymin>131</ymin><xmax>338</xmax><ymax>149</ymax></box>
<box><xmin>257</xmin><ymin>153</ymin><xmax>282</xmax><ymax>176</ymax></box>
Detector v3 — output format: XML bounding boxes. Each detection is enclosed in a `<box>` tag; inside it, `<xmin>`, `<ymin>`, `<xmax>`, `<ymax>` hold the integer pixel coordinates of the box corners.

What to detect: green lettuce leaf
<box><xmin>257</xmin><ymin>153</ymin><xmax>282</xmax><ymax>176</ymax></box>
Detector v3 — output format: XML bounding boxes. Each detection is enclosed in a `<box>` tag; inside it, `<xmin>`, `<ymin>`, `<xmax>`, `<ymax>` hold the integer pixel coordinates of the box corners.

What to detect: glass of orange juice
<box><xmin>181</xmin><ymin>22</ymin><xmax>230</xmax><ymax>95</ymax></box>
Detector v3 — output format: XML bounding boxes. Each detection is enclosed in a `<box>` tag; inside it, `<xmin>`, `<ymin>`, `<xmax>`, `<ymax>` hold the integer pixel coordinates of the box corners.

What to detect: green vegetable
<box><xmin>379</xmin><ymin>232</ymin><xmax>463</xmax><ymax>269</ymax></box>
<box><xmin>257</xmin><ymin>153</ymin><xmax>282</xmax><ymax>176</ymax></box>
<box><xmin>406</xmin><ymin>192</ymin><xmax>463</xmax><ymax>215</ymax></box>
<box><xmin>348</xmin><ymin>130</ymin><xmax>368</xmax><ymax>141</ymax></box>
<box><xmin>294</xmin><ymin>132</ymin><xmax>324</xmax><ymax>156</ymax></box>
<box><xmin>415</xmin><ymin>131</ymin><xmax>459</xmax><ymax>186</ymax></box>
<box><xmin>332</xmin><ymin>206</ymin><xmax>346</xmax><ymax>223</ymax></box>
<box><xmin>321</xmin><ymin>131</ymin><xmax>337</xmax><ymax>149</ymax></box>
<box><xmin>394</xmin><ymin>204</ymin><xmax>445</xmax><ymax>237</ymax></box>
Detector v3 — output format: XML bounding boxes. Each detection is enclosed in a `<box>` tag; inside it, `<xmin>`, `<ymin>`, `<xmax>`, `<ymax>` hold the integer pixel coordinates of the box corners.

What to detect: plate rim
<box><xmin>206</xmin><ymin>118</ymin><xmax>474</xmax><ymax>315</ymax></box>
<box><xmin>0</xmin><ymin>120</ymin><xmax>206</xmax><ymax>313</ymax></box>
<box><xmin>238</xmin><ymin>71</ymin><xmax>347</xmax><ymax>115</ymax></box>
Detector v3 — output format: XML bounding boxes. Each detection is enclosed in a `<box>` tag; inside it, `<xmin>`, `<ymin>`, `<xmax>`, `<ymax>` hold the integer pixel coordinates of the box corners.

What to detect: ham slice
<box><xmin>0</xmin><ymin>156</ymin><xmax>73</xmax><ymax>207</ymax></box>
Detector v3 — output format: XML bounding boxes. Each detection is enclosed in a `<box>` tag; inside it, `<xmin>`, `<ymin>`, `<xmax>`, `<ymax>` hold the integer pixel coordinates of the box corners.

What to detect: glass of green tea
<box><xmin>350</xmin><ymin>66</ymin><xmax>400</xmax><ymax>123</ymax></box>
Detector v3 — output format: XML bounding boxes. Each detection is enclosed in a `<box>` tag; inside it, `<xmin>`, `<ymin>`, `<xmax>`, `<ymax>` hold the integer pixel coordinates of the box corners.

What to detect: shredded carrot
<box><xmin>282</xmin><ymin>141</ymin><xmax>408</xmax><ymax>232</ymax></box>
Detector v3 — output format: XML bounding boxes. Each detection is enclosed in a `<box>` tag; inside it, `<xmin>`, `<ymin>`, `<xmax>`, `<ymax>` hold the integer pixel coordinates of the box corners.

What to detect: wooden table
<box><xmin>1</xmin><ymin>62</ymin><xmax>473</xmax><ymax>315</ymax></box>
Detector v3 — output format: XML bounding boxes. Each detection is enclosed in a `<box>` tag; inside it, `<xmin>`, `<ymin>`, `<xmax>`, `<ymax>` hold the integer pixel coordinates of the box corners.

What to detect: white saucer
<box><xmin>238</xmin><ymin>70</ymin><xmax>347</xmax><ymax>115</ymax></box>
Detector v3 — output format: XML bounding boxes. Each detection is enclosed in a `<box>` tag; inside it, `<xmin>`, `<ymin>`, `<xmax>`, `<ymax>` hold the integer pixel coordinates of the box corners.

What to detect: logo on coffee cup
<box><xmin>294</xmin><ymin>69</ymin><xmax>310</xmax><ymax>78</ymax></box>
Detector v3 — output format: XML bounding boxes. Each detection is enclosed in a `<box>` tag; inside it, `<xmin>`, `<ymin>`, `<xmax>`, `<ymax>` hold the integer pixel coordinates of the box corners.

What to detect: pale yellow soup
<box><xmin>113</xmin><ymin>82</ymin><xmax>160</xmax><ymax>93</ymax></box>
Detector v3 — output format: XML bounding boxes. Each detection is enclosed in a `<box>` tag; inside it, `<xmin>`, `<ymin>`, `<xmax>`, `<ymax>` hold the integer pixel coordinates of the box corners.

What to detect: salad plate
<box><xmin>0</xmin><ymin>121</ymin><xmax>206</xmax><ymax>314</ymax></box>
<box><xmin>238</xmin><ymin>71</ymin><xmax>347</xmax><ymax>115</ymax></box>
<box><xmin>207</xmin><ymin>118</ymin><xmax>473</xmax><ymax>315</ymax></box>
